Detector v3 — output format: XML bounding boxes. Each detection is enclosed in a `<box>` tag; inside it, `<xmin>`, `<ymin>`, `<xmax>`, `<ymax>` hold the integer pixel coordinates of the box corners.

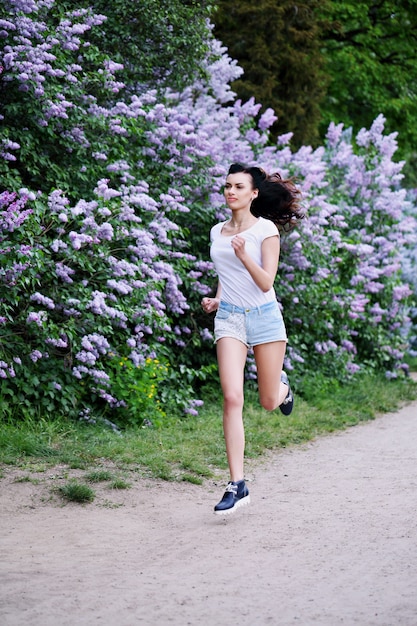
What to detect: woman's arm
<box><xmin>232</xmin><ymin>235</ymin><xmax>279</xmax><ymax>292</ymax></box>
<box><xmin>201</xmin><ymin>283</ymin><xmax>221</xmax><ymax>313</ymax></box>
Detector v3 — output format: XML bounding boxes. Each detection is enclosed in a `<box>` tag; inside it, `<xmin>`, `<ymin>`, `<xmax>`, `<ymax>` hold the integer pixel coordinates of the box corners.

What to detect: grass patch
<box><xmin>13</xmin><ymin>475</ymin><xmax>41</xmax><ymax>485</ymax></box>
<box><xmin>109</xmin><ymin>478</ymin><xmax>131</xmax><ymax>490</ymax></box>
<box><xmin>59</xmin><ymin>480</ymin><xmax>95</xmax><ymax>503</ymax></box>
<box><xmin>181</xmin><ymin>474</ymin><xmax>204</xmax><ymax>485</ymax></box>
<box><xmin>1</xmin><ymin>372</ymin><xmax>416</xmax><ymax>486</ymax></box>
<box><xmin>63</xmin><ymin>456</ymin><xmax>90</xmax><ymax>470</ymax></box>
<box><xmin>85</xmin><ymin>469</ymin><xmax>115</xmax><ymax>482</ymax></box>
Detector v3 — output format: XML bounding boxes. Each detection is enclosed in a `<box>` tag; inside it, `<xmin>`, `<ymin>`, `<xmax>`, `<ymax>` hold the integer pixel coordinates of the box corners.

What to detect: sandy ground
<box><xmin>1</xmin><ymin>392</ymin><xmax>417</xmax><ymax>626</ymax></box>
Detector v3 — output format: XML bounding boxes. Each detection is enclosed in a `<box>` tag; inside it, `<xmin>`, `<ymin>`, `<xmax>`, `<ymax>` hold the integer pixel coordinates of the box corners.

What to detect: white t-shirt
<box><xmin>210</xmin><ymin>216</ymin><xmax>279</xmax><ymax>308</ymax></box>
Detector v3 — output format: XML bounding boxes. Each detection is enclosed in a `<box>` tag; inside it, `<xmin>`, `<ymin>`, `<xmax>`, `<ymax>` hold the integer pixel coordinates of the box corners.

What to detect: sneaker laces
<box><xmin>224</xmin><ymin>483</ymin><xmax>238</xmax><ymax>495</ymax></box>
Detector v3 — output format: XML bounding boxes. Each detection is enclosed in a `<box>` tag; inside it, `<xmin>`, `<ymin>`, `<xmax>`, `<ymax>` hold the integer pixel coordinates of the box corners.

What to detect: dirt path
<box><xmin>1</xmin><ymin>393</ymin><xmax>417</xmax><ymax>626</ymax></box>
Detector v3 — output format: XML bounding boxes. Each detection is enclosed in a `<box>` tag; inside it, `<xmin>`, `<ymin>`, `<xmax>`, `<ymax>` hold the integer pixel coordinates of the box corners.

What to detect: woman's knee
<box><xmin>259</xmin><ymin>394</ymin><xmax>279</xmax><ymax>412</ymax></box>
<box><xmin>223</xmin><ymin>389</ymin><xmax>244</xmax><ymax>411</ymax></box>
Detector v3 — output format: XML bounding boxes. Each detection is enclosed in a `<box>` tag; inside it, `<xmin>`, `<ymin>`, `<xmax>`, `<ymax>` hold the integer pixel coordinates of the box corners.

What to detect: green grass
<box><xmin>58</xmin><ymin>480</ymin><xmax>95</xmax><ymax>503</ymax></box>
<box><xmin>109</xmin><ymin>478</ymin><xmax>131</xmax><ymax>490</ymax></box>
<box><xmin>1</xmin><ymin>372</ymin><xmax>416</xmax><ymax>488</ymax></box>
<box><xmin>85</xmin><ymin>469</ymin><xmax>115</xmax><ymax>483</ymax></box>
<box><xmin>13</xmin><ymin>475</ymin><xmax>41</xmax><ymax>485</ymax></box>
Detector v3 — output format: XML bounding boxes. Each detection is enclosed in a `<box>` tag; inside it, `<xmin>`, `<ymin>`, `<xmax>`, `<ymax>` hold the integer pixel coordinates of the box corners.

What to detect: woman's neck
<box><xmin>229</xmin><ymin>212</ymin><xmax>257</xmax><ymax>229</ymax></box>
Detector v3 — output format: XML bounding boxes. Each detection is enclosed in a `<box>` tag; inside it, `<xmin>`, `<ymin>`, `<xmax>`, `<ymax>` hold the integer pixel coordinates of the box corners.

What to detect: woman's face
<box><xmin>224</xmin><ymin>172</ymin><xmax>258</xmax><ymax>211</ymax></box>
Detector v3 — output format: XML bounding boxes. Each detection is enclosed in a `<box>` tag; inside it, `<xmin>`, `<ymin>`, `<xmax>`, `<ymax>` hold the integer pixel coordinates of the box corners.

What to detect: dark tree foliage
<box><xmin>318</xmin><ymin>0</ymin><xmax>417</xmax><ymax>182</ymax></box>
<box><xmin>213</xmin><ymin>0</ymin><xmax>328</xmax><ymax>147</ymax></box>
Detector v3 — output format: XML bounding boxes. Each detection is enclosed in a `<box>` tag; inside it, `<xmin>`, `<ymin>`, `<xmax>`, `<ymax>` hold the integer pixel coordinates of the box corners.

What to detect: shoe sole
<box><xmin>214</xmin><ymin>494</ymin><xmax>250</xmax><ymax>516</ymax></box>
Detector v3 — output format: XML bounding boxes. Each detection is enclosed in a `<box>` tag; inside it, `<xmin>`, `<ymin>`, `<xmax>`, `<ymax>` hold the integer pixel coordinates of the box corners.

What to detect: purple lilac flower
<box><xmin>94</xmin><ymin>179</ymin><xmax>121</xmax><ymax>199</ymax></box>
<box><xmin>30</xmin><ymin>293</ymin><xmax>55</xmax><ymax>309</ymax></box>
<box><xmin>0</xmin><ymin>192</ymin><xmax>32</xmax><ymax>231</ymax></box>
<box><xmin>45</xmin><ymin>337</ymin><xmax>68</xmax><ymax>348</ymax></box>
<box><xmin>346</xmin><ymin>362</ymin><xmax>361</xmax><ymax>375</ymax></box>
<box><xmin>68</xmin><ymin>232</ymin><xmax>94</xmax><ymax>249</ymax></box>
<box><xmin>87</xmin><ymin>291</ymin><xmax>128</xmax><ymax>322</ymax></box>
<box><xmin>71</xmin><ymin>199</ymin><xmax>98</xmax><ymax>217</ymax></box>
<box><xmin>48</xmin><ymin>190</ymin><xmax>69</xmax><ymax>213</ymax></box>
<box><xmin>26</xmin><ymin>311</ymin><xmax>46</xmax><ymax>325</ymax></box>
<box><xmin>97</xmin><ymin>222</ymin><xmax>114</xmax><ymax>240</ymax></box>
<box><xmin>106</xmin><ymin>279</ymin><xmax>132</xmax><ymax>295</ymax></box>
<box><xmin>30</xmin><ymin>350</ymin><xmax>43</xmax><ymax>362</ymax></box>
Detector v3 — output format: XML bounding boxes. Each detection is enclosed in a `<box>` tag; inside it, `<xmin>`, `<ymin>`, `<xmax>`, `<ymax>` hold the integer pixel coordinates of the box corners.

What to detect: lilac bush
<box><xmin>0</xmin><ymin>1</ymin><xmax>218</xmax><ymax>420</ymax></box>
<box><xmin>272</xmin><ymin>118</ymin><xmax>417</xmax><ymax>379</ymax></box>
<box><xmin>1</xmin><ymin>2</ymin><xmax>416</xmax><ymax>423</ymax></box>
<box><xmin>400</xmin><ymin>188</ymin><xmax>417</xmax><ymax>358</ymax></box>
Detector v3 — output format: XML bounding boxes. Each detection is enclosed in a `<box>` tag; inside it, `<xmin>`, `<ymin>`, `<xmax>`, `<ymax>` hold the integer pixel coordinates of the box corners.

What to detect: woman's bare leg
<box><xmin>216</xmin><ymin>337</ymin><xmax>248</xmax><ymax>482</ymax></box>
<box><xmin>253</xmin><ymin>341</ymin><xmax>288</xmax><ymax>411</ymax></box>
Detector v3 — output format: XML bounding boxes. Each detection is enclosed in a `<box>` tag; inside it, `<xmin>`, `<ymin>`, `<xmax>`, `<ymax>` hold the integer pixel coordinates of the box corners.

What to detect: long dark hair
<box><xmin>228</xmin><ymin>163</ymin><xmax>303</xmax><ymax>229</ymax></box>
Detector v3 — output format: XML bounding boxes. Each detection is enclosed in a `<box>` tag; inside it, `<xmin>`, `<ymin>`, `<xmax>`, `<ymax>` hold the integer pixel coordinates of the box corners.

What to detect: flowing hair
<box><xmin>227</xmin><ymin>163</ymin><xmax>304</xmax><ymax>229</ymax></box>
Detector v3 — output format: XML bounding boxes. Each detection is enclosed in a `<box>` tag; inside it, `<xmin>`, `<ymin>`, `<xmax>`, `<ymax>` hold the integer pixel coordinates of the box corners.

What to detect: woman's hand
<box><xmin>201</xmin><ymin>297</ymin><xmax>219</xmax><ymax>314</ymax></box>
<box><xmin>231</xmin><ymin>234</ymin><xmax>280</xmax><ymax>293</ymax></box>
<box><xmin>231</xmin><ymin>235</ymin><xmax>247</xmax><ymax>260</ymax></box>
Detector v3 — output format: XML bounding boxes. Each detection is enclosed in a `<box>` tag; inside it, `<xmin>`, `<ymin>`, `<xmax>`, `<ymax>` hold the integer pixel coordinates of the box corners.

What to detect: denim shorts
<box><xmin>214</xmin><ymin>300</ymin><xmax>287</xmax><ymax>348</ymax></box>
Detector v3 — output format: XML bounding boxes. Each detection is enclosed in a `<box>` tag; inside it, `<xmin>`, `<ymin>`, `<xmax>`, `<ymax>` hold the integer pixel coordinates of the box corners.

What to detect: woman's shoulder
<box><xmin>210</xmin><ymin>220</ymin><xmax>227</xmax><ymax>240</ymax></box>
<box><xmin>256</xmin><ymin>216</ymin><xmax>279</xmax><ymax>237</ymax></box>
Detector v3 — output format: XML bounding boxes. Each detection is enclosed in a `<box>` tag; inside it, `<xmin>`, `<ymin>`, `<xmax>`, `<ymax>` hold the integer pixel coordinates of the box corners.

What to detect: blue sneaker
<box><xmin>279</xmin><ymin>371</ymin><xmax>294</xmax><ymax>416</ymax></box>
<box><xmin>214</xmin><ymin>480</ymin><xmax>250</xmax><ymax>515</ymax></box>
